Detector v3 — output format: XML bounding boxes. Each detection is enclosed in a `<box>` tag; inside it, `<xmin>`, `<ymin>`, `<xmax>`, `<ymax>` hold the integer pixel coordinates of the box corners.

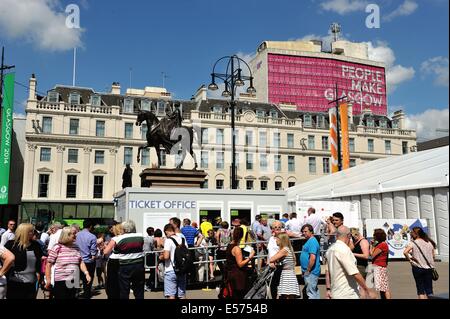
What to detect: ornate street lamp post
<box><xmin>208</xmin><ymin>55</ymin><xmax>256</xmax><ymax>189</ymax></box>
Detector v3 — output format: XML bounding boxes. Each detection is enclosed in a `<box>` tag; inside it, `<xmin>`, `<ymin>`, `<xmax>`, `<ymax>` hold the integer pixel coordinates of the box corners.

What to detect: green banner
<box><xmin>0</xmin><ymin>73</ymin><xmax>15</xmax><ymax>205</ymax></box>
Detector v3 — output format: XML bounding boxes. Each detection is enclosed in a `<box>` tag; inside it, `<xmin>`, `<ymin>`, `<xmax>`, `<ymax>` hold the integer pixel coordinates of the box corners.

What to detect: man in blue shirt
<box><xmin>76</xmin><ymin>220</ymin><xmax>98</xmax><ymax>299</ymax></box>
<box><xmin>181</xmin><ymin>219</ymin><xmax>202</xmax><ymax>284</ymax></box>
<box><xmin>300</xmin><ymin>224</ymin><xmax>321</xmax><ymax>299</ymax></box>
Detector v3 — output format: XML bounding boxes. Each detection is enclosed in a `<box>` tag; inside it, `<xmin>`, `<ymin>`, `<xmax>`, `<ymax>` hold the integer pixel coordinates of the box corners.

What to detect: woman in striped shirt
<box><xmin>45</xmin><ymin>226</ymin><xmax>91</xmax><ymax>299</ymax></box>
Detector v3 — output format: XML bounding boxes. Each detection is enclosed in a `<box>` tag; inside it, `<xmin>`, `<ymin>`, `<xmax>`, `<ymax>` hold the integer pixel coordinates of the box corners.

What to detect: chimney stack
<box><xmin>29</xmin><ymin>74</ymin><xmax>37</xmax><ymax>100</ymax></box>
<box><xmin>111</xmin><ymin>82</ymin><xmax>121</xmax><ymax>95</ymax></box>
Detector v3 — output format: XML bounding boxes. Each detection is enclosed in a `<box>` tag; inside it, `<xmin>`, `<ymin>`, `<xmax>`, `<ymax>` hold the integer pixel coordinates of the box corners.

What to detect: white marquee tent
<box><xmin>287</xmin><ymin>146</ymin><xmax>449</xmax><ymax>260</ymax></box>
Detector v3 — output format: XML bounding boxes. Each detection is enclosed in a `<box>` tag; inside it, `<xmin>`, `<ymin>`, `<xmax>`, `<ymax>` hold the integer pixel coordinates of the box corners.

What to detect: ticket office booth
<box><xmin>230</xmin><ymin>209</ymin><xmax>251</xmax><ymax>225</ymax></box>
<box><xmin>199</xmin><ymin>209</ymin><xmax>222</xmax><ymax>227</ymax></box>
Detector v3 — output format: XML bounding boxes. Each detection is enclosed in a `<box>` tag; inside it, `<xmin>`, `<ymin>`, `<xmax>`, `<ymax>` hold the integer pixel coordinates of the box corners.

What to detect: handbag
<box><xmin>412</xmin><ymin>241</ymin><xmax>439</xmax><ymax>281</ymax></box>
<box><xmin>218</xmin><ymin>279</ymin><xmax>233</xmax><ymax>299</ymax></box>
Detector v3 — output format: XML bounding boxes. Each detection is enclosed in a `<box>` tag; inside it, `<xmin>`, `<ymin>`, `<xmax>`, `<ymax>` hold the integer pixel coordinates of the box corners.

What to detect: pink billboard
<box><xmin>267</xmin><ymin>54</ymin><xmax>387</xmax><ymax>115</ymax></box>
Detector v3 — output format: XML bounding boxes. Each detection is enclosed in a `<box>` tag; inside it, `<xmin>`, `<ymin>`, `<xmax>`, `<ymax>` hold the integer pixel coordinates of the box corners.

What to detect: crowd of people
<box><xmin>0</xmin><ymin>209</ymin><xmax>439</xmax><ymax>300</ymax></box>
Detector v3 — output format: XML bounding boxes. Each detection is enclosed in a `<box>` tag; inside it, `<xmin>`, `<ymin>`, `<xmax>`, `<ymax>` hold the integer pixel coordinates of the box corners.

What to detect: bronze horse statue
<box><xmin>135</xmin><ymin>110</ymin><xmax>198</xmax><ymax>170</ymax></box>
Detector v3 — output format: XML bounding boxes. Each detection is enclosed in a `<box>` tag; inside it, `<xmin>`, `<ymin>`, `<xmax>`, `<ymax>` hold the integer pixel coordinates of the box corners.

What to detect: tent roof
<box><xmin>287</xmin><ymin>146</ymin><xmax>449</xmax><ymax>202</ymax></box>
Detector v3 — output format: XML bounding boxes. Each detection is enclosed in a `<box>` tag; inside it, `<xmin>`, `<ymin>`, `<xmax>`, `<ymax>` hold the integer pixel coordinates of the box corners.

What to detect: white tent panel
<box><xmin>382</xmin><ymin>193</ymin><xmax>394</xmax><ymax>219</ymax></box>
<box><xmin>371</xmin><ymin>194</ymin><xmax>382</xmax><ymax>219</ymax></box>
<box><xmin>406</xmin><ymin>190</ymin><xmax>421</xmax><ymax>219</ymax></box>
<box><xmin>434</xmin><ymin>188</ymin><xmax>449</xmax><ymax>257</ymax></box>
<box><xmin>393</xmin><ymin>192</ymin><xmax>407</xmax><ymax>219</ymax></box>
<box><xmin>361</xmin><ymin>195</ymin><xmax>371</xmax><ymax>219</ymax></box>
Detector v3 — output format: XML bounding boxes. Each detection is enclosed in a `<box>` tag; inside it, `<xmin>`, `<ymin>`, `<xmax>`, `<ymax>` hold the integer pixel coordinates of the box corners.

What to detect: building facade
<box><xmin>249</xmin><ymin>39</ymin><xmax>387</xmax><ymax>115</ymax></box>
<box><xmin>20</xmin><ymin>75</ymin><xmax>416</xmax><ymax>223</ymax></box>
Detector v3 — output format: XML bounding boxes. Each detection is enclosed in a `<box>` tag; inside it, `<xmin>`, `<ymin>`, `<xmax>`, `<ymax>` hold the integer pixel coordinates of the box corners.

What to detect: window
<box><xmin>157</xmin><ymin>101</ymin><xmax>166</xmax><ymax>115</ymax></box>
<box><xmin>69</xmin><ymin>119</ymin><xmax>79</xmax><ymax>135</ymax></box>
<box><xmin>93</xmin><ymin>176</ymin><xmax>104</xmax><ymax>199</ymax></box>
<box><xmin>323</xmin><ymin>158</ymin><xmax>330</xmax><ymax>174</ymax></box>
<box><xmin>48</xmin><ymin>91</ymin><xmax>59</xmax><ymax>103</ymax></box>
<box><xmin>288</xmin><ymin>156</ymin><xmax>295</xmax><ymax>172</ymax></box>
<box><xmin>201</xmin><ymin>128</ymin><xmax>209</xmax><ymax>145</ymax></box>
<box><xmin>235</xmin><ymin>153</ymin><xmax>240</xmax><ymax>170</ymax></box>
<box><xmin>141</xmin><ymin>124</ymin><xmax>148</xmax><ymax>140</ymax></box>
<box><xmin>256</xmin><ymin>109</ymin><xmax>265</xmax><ymax>117</ymax></box>
<box><xmin>260</xmin><ymin>154</ymin><xmax>268</xmax><ymax>171</ymax></box>
<box><xmin>349</xmin><ymin>138</ymin><xmax>355</xmax><ymax>152</ymax></box>
<box><xmin>42</xmin><ymin>117</ymin><xmax>52</xmax><ymax>134</ymax></box>
<box><xmin>287</xmin><ymin>133</ymin><xmax>294</xmax><ymax>148</ymax></box>
<box><xmin>308</xmin><ymin>135</ymin><xmax>315</xmax><ymax>150</ymax></box>
<box><xmin>213</xmin><ymin>105</ymin><xmax>222</xmax><ymax>114</ymax></box>
<box><xmin>216</xmin><ymin>152</ymin><xmax>224</xmax><ymax>169</ymax></box>
<box><xmin>234</xmin><ymin>129</ymin><xmax>239</xmax><ymax>146</ymax></box>
<box><xmin>317</xmin><ymin>115</ymin><xmax>325</xmax><ymax>129</ymax></box>
<box><xmin>322</xmin><ymin>136</ymin><xmax>329</xmax><ymax>150</ymax></box>
<box><xmin>385</xmin><ymin>140</ymin><xmax>392</xmax><ymax>154</ymax></box>
<box><xmin>66</xmin><ymin>175</ymin><xmax>77</xmax><ymax>198</ymax></box>
<box><xmin>141</xmin><ymin>149</ymin><xmax>150</xmax><ymax>166</ymax></box>
<box><xmin>91</xmin><ymin>95</ymin><xmax>101</xmax><ymax>106</ymax></box>
<box><xmin>379</xmin><ymin>120</ymin><xmax>387</xmax><ymax>128</ymax></box>
<box><xmin>124</xmin><ymin>123</ymin><xmax>134</xmax><ymax>139</ymax></box>
<box><xmin>141</xmin><ymin>99</ymin><xmax>151</xmax><ymax>111</ymax></box>
<box><xmin>216</xmin><ymin>129</ymin><xmax>224</xmax><ymax>145</ymax></box>
<box><xmin>270</xmin><ymin>110</ymin><xmax>278</xmax><ymax>118</ymax></box>
<box><xmin>273</xmin><ymin>132</ymin><xmax>281</xmax><ymax>148</ymax></box>
<box><xmin>245</xmin><ymin>131</ymin><xmax>253</xmax><ymax>146</ymax></box>
<box><xmin>260</xmin><ymin>181</ymin><xmax>268</xmax><ymax>191</ymax></box>
<box><xmin>68</xmin><ymin>149</ymin><xmax>78</xmax><ymax>163</ymax></box>
<box><xmin>246</xmin><ymin>180</ymin><xmax>254</xmax><ymax>190</ymax></box>
<box><xmin>275</xmin><ymin>181</ymin><xmax>282</xmax><ymax>191</ymax></box>
<box><xmin>124</xmin><ymin>147</ymin><xmax>133</xmax><ymax>165</ymax></box>
<box><xmin>123</xmin><ymin>98</ymin><xmax>134</xmax><ymax>113</ymax></box>
<box><xmin>40</xmin><ymin>147</ymin><xmax>51</xmax><ymax>162</ymax></box>
<box><xmin>288</xmin><ymin>182</ymin><xmax>296</xmax><ymax>188</ymax></box>
<box><xmin>274</xmin><ymin>155</ymin><xmax>281</xmax><ymax>172</ymax></box>
<box><xmin>160</xmin><ymin>149</ymin><xmax>167</xmax><ymax>166</ymax></box>
<box><xmin>402</xmin><ymin>141</ymin><xmax>409</xmax><ymax>154</ymax></box>
<box><xmin>69</xmin><ymin>92</ymin><xmax>80</xmax><ymax>105</ymax></box>
<box><xmin>96</xmin><ymin>121</ymin><xmax>105</xmax><ymax>137</ymax></box>
<box><xmin>350</xmin><ymin>159</ymin><xmax>357</xmax><ymax>167</ymax></box>
<box><xmin>304</xmin><ymin>114</ymin><xmax>312</xmax><ymax>127</ymax></box>
<box><xmin>259</xmin><ymin>131</ymin><xmax>267</xmax><ymax>147</ymax></box>
<box><xmin>368</xmin><ymin>139</ymin><xmax>374</xmax><ymax>153</ymax></box>
<box><xmin>392</xmin><ymin>120</ymin><xmax>399</xmax><ymax>129</ymax></box>
<box><xmin>216</xmin><ymin>179</ymin><xmax>224</xmax><ymax>190</ymax></box>
<box><xmin>309</xmin><ymin>157</ymin><xmax>316</xmax><ymax>174</ymax></box>
<box><xmin>246</xmin><ymin>153</ymin><xmax>254</xmax><ymax>170</ymax></box>
<box><xmin>38</xmin><ymin>174</ymin><xmax>49</xmax><ymax>198</ymax></box>
<box><xmin>367</xmin><ymin>118</ymin><xmax>375</xmax><ymax>127</ymax></box>
<box><xmin>201</xmin><ymin>180</ymin><xmax>208</xmax><ymax>189</ymax></box>
<box><xmin>201</xmin><ymin>151</ymin><xmax>209</xmax><ymax>168</ymax></box>
<box><xmin>95</xmin><ymin>150</ymin><xmax>104</xmax><ymax>164</ymax></box>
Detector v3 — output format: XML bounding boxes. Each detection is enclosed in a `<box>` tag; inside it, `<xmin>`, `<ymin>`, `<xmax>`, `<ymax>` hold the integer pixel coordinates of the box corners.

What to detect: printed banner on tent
<box><xmin>365</xmin><ymin>219</ymin><xmax>428</xmax><ymax>259</ymax></box>
<box><xmin>0</xmin><ymin>73</ymin><xmax>15</xmax><ymax>205</ymax></box>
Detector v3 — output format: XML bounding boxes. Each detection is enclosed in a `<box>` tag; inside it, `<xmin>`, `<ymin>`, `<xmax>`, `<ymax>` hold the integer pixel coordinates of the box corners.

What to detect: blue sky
<box><xmin>0</xmin><ymin>0</ymin><xmax>448</xmax><ymax>140</ymax></box>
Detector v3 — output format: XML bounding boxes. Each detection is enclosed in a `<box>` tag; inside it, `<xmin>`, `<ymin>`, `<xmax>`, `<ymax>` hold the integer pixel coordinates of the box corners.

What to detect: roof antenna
<box><xmin>330</xmin><ymin>23</ymin><xmax>342</xmax><ymax>42</ymax></box>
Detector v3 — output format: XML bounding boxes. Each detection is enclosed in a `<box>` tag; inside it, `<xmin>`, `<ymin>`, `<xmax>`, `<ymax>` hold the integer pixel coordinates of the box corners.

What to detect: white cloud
<box><xmin>421</xmin><ymin>56</ymin><xmax>449</xmax><ymax>87</ymax></box>
<box><xmin>0</xmin><ymin>0</ymin><xmax>84</xmax><ymax>51</ymax></box>
<box><xmin>405</xmin><ymin>108</ymin><xmax>449</xmax><ymax>141</ymax></box>
<box><xmin>384</xmin><ymin>0</ymin><xmax>418</xmax><ymax>22</ymax></box>
<box><xmin>366</xmin><ymin>41</ymin><xmax>415</xmax><ymax>91</ymax></box>
<box><xmin>320</xmin><ymin>0</ymin><xmax>367</xmax><ymax>15</ymax></box>
<box><xmin>13</xmin><ymin>112</ymin><xmax>26</xmax><ymax>119</ymax></box>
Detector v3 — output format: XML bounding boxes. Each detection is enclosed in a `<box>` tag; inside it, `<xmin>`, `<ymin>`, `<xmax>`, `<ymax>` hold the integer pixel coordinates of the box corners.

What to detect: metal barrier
<box><xmin>142</xmin><ymin>234</ymin><xmax>332</xmax><ymax>290</ymax></box>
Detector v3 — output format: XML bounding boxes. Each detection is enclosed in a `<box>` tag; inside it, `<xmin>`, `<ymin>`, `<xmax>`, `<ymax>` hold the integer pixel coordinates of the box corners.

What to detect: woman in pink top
<box><xmin>45</xmin><ymin>226</ymin><xmax>91</xmax><ymax>299</ymax></box>
<box><xmin>403</xmin><ymin>227</ymin><xmax>437</xmax><ymax>299</ymax></box>
<box><xmin>370</xmin><ymin>228</ymin><xmax>391</xmax><ymax>299</ymax></box>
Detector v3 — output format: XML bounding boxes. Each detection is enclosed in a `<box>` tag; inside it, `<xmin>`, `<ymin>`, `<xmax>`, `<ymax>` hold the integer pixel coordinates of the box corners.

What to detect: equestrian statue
<box><xmin>135</xmin><ymin>104</ymin><xmax>198</xmax><ymax>170</ymax></box>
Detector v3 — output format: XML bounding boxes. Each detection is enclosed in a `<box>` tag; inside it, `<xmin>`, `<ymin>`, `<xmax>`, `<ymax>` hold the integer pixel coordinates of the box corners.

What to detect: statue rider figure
<box><xmin>167</xmin><ymin>102</ymin><xmax>182</xmax><ymax>128</ymax></box>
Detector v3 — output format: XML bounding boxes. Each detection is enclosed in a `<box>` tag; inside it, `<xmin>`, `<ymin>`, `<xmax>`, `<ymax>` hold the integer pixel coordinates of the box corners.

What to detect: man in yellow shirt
<box><xmin>200</xmin><ymin>217</ymin><xmax>213</xmax><ymax>237</ymax></box>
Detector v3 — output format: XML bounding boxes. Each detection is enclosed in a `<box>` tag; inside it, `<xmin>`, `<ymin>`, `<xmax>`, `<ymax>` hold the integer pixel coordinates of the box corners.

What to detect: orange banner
<box><xmin>339</xmin><ymin>103</ymin><xmax>350</xmax><ymax>170</ymax></box>
<box><xmin>329</xmin><ymin>108</ymin><xmax>339</xmax><ymax>173</ymax></box>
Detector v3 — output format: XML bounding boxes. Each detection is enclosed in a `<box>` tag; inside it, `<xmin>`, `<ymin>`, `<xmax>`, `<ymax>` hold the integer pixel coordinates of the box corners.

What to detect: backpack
<box><xmin>169</xmin><ymin>237</ymin><xmax>193</xmax><ymax>275</ymax></box>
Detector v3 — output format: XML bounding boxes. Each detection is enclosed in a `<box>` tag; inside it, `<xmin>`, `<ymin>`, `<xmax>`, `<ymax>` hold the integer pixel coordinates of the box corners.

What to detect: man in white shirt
<box><xmin>47</xmin><ymin>222</ymin><xmax>63</xmax><ymax>250</ymax></box>
<box><xmin>0</xmin><ymin>220</ymin><xmax>16</xmax><ymax>246</ymax></box>
<box><xmin>325</xmin><ymin>226</ymin><xmax>372</xmax><ymax>299</ymax></box>
<box><xmin>160</xmin><ymin>223</ymin><xmax>187</xmax><ymax>299</ymax></box>
<box><xmin>303</xmin><ymin>207</ymin><xmax>326</xmax><ymax>242</ymax></box>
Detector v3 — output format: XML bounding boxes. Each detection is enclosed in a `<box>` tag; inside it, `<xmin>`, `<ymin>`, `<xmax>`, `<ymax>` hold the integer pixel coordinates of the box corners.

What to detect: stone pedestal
<box><xmin>140</xmin><ymin>168</ymin><xmax>207</xmax><ymax>188</ymax></box>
